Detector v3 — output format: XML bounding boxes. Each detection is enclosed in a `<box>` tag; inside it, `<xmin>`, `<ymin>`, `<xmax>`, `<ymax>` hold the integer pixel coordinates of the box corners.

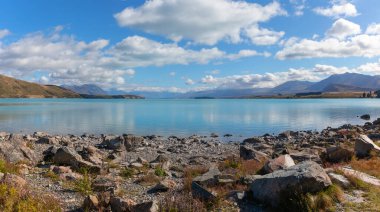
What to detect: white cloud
<box><xmin>169</xmin><ymin>72</ymin><xmax>176</xmax><ymax>77</ymax></box>
<box><xmin>326</xmin><ymin>18</ymin><xmax>361</xmax><ymax>40</ymax></box>
<box><xmin>114</xmin><ymin>0</ymin><xmax>286</xmax><ymax>45</ymax></box>
<box><xmin>245</xmin><ymin>25</ymin><xmax>285</xmax><ymax>45</ymax></box>
<box><xmin>185</xmin><ymin>78</ymin><xmax>195</xmax><ymax>85</ymax></box>
<box><xmin>199</xmin><ymin>68</ymin><xmax>321</xmax><ymax>89</ymax></box>
<box><xmin>366</xmin><ymin>23</ymin><xmax>380</xmax><ymax>35</ymax></box>
<box><xmin>276</xmin><ymin>20</ymin><xmax>380</xmax><ymax>60</ymax></box>
<box><xmin>0</xmin><ymin>29</ymin><xmax>10</xmax><ymax>39</ymax></box>
<box><xmin>0</xmin><ymin>29</ymin><xmax>265</xmax><ymax>88</ymax></box>
<box><xmin>314</xmin><ymin>1</ymin><xmax>358</xmax><ymax>18</ymax></box>
<box><xmin>289</xmin><ymin>0</ymin><xmax>306</xmax><ymax>16</ymax></box>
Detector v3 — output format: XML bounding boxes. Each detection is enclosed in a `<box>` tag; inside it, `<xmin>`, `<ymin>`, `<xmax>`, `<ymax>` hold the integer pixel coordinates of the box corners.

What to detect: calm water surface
<box><xmin>0</xmin><ymin>98</ymin><xmax>379</xmax><ymax>137</ymax></box>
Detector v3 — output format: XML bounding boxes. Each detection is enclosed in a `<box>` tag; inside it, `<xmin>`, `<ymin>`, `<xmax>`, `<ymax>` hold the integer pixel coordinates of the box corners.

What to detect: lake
<box><xmin>0</xmin><ymin>98</ymin><xmax>378</xmax><ymax>137</ymax></box>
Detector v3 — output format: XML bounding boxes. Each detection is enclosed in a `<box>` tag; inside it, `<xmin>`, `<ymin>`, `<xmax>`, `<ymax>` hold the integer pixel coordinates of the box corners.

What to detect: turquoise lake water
<box><xmin>0</xmin><ymin>98</ymin><xmax>379</xmax><ymax>137</ymax></box>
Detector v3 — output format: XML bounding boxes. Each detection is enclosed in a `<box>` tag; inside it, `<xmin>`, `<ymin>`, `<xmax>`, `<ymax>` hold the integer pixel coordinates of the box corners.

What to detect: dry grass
<box><xmin>219</xmin><ymin>156</ymin><xmax>265</xmax><ymax>177</ymax></box>
<box><xmin>135</xmin><ymin>173</ymin><xmax>160</xmax><ymax>186</ymax></box>
<box><xmin>349</xmin><ymin>156</ymin><xmax>380</xmax><ymax>178</ymax></box>
<box><xmin>183</xmin><ymin>166</ymin><xmax>208</xmax><ymax>192</ymax></box>
<box><xmin>0</xmin><ymin>159</ymin><xmax>20</xmax><ymax>174</ymax></box>
<box><xmin>0</xmin><ymin>183</ymin><xmax>62</xmax><ymax>212</ymax></box>
<box><xmin>158</xmin><ymin>191</ymin><xmax>206</xmax><ymax>212</ymax></box>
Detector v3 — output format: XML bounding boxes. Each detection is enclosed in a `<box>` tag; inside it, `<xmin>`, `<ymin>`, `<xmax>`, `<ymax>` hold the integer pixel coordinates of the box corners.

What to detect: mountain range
<box><xmin>61</xmin><ymin>73</ymin><xmax>380</xmax><ymax>99</ymax></box>
<box><xmin>1</xmin><ymin>72</ymin><xmax>378</xmax><ymax>99</ymax></box>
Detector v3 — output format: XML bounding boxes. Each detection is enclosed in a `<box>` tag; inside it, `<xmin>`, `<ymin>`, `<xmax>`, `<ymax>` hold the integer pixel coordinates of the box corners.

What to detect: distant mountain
<box><xmin>183</xmin><ymin>88</ymin><xmax>271</xmax><ymax>98</ymax></box>
<box><xmin>128</xmin><ymin>91</ymin><xmax>184</xmax><ymax>99</ymax></box>
<box><xmin>322</xmin><ymin>84</ymin><xmax>371</xmax><ymax>92</ymax></box>
<box><xmin>0</xmin><ymin>74</ymin><xmax>80</xmax><ymax>98</ymax></box>
<box><xmin>271</xmin><ymin>81</ymin><xmax>315</xmax><ymax>94</ymax></box>
<box><xmin>308</xmin><ymin>73</ymin><xmax>380</xmax><ymax>91</ymax></box>
<box><xmin>62</xmin><ymin>84</ymin><xmax>107</xmax><ymax>95</ymax></box>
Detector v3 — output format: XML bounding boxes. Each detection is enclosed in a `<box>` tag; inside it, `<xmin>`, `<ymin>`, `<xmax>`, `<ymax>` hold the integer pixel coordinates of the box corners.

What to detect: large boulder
<box><xmin>123</xmin><ymin>134</ymin><xmax>145</xmax><ymax>151</ymax></box>
<box><xmin>250</xmin><ymin>161</ymin><xmax>331</xmax><ymax>207</ymax></box>
<box><xmin>100</xmin><ymin>135</ymin><xmax>125</xmax><ymax>151</ymax></box>
<box><xmin>52</xmin><ymin>147</ymin><xmax>100</xmax><ymax>173</ymax></box>
<box><xmin>323</xmin><ymin>146</ymin><xmax>354</xmax><ymax>163</ymax></box>
<box><xmin>355</xmin><ymin>135</ymin><xmax>380</xmax><ymax>157</ymax></box>
<box><xmin>193</xmin><ymin>165</ymin><xmax>221</xmax><ymax>186</ymax></box>
<box><xmin>0</xmin><ymin>134</ymin><xmax>39</xmax><ymax>165</ymax></box>
<box><xmin>240</xmin><ymin>145</ymin><xmax>268</xmax><ymax>162</ymax></box>
<box><xmin>263</xmin><ymin>154</ymin><xmax>295</xmax><ymax>174</ymax></box>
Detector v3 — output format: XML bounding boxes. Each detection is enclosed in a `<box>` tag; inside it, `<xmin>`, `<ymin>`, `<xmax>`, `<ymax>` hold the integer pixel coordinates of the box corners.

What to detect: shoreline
<box><xmin>0</xmin><ymin>118</ymin><xmax>379</xmax><ymax>211</ymax></box>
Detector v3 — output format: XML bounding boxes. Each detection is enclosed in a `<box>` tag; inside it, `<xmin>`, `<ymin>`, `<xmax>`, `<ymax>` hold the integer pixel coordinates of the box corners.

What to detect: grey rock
<box><xmin>323</xmin><ymin>146</ymin><xmax>353</xmax><ymax>163</ymax></box>
<box><xmin>191</xmin><ymin>182</ymin><xmax>216</xmax><ymax>201</ymax></box>
<box><xmin>193</xmin><ymin>166</ymin><xmax>221</xmax><ymax>186</ymax></box>
<box><xmin>263</xmin><ymin>154</ymin><xmax>295</xmax><ymax>174</ymax></box>
<box><xmin>0</xmin><ymin>134</ymin><xmax>38</xmax><ymax>165</ymax></box>
<box><xmin>240</xmin><ymin>145</ymin><xmax>268</xmax><ymax>162</ymax></box>
<box><xmin>250</xmin><ymin>161</ymin><xmax>332</xmax><ymax>207</ymax></box>
<box><xmin>328</xmin><ymin>172</ymin><xmax>350</xmax><ymax>188</ymax></box>
<box><xmin>355</xmin><ymin>134</ymin><xmax>380</xmax><ymax>157</ymax></box>
<box><xmin>132</xmin><ymin>200</ymin><xmax>158</xmax><ymax>212</ymax></box>
<box><xmin>124</xmin><ymin>134</ymin><xmax>145</xmax><ymax>151</ymax></box>
<box><xmin>52</xmin><ymin>147</ymin><xmax>100</xmax><ymax>173</ymax></box>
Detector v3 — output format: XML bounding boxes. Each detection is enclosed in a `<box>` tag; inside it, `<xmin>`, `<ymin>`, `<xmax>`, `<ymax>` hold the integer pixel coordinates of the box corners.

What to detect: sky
<box><xmin>0</xmin><ymin>0</ymin><xmax>380</xmax><ymax>93</ymax></box>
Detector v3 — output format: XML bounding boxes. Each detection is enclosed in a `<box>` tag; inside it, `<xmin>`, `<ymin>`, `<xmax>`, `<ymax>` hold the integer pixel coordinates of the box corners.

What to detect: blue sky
<box><xmin>0</xmin><ymin>0</ymin><xmax>380</xmax><ymax>92</ymax></box>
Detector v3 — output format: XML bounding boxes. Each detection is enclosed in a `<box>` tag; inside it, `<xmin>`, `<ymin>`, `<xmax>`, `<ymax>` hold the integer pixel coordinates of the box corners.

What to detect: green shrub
<box><xmin>155</xmin><ymin>167</ymin><xmax>166</xmax><ymax>177</ymax></box>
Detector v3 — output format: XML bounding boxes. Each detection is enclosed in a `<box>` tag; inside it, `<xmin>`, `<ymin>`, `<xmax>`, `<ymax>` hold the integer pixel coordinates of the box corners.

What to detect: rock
<box><xmin>100</xmin><ymin>135</ymin><xmax>125</xmax><ymax>151</ymax></box>
<box><xmin>355</xmin><ymin>134</ymin><xmax>380</xmax><ymax>157</ymax></box>
<box><xmin>92</xmin><ymin>177</ymin><xmax>118</xmax><ymax>193</ymax></box>
<box><xmin>52</xmin><ymin>147</ymin><xmax>101</xmax><ymax>173</ymax></box>
<box><xmin>123</xmin><ymin>134</ymin><xmax>145</xmax><ymax>151</ymax></box>
<box><xmin>83</xmin><ymin>195</ymin><xmax>99</xmax><ymax>210</ymax></box>
<box><xmin>240</xmin><ymin>145</ymin><xmax>268</xmax><ymax>162</ymax></box>
<box><xmin>191</xmin><ymin>182</ymin><xmax>216</xmax><ymax>201</ymax></box>
<box><xmin>150</xmin><ymin>155</ymin><xmax>171</xmax><ymax>170</ymax></box>
<box><xmin>130</xmin><ymin>162</ymin><xmax>143</xmax><ymax>168</ymax></box>
<box><xmin>328</xmin><ymin>172</ymin><xmax>350</xmax><ymax>188</ymax></box>
<box><xmin>0</xmin><ymin>134</ymin><xmax>39</xmax><ymax>165</ymax></box>
<box><xmin>360</xmin><ymin>114</ymin><xmax>371</xmax><ymax>120</ymax></box>
<box><xmin>193</xmin><ymin>166</ymin><xmax>221</xmax><ymax>186</ymax></box>
<box><xmin>373</xmin><ymin>118</ymin><xmax>380</xmax><ymax>125</ymax></box>
<box><xmin>263</xmin><ymin>154</ymin><xmax>295</xmax><ymax>174</ymax></box>
<box><xmin>289</xmin><ymin>151</ymin><xmax>321</xmax><ymax>164</ymax></box>
<box><xmin>323</xmin><ymin>146</ymin><xmax>354</xmax><ymax>163</ymax></box>
<box><xmin>341</xmin><ymin>166</ymin><xmax>380</xmax><ymax>186</ymax></box>
<box><xmin>110</xmin><ymin>197</ymin><xmax>135</xmax><ymax>212</ymax></box>
<box><xmin>132</xmin><ymin>200</ymin><xmax>158</xmax><ymax>212</ymax></box>
<box><xmin>250</xmin><ymin>161</ymin><xmax>332</xmax><ymax>207</ymax></box>
<box><xmin>148</xmin><ymin>179</ymin><xmax>176</xmax><ymax>193</ymax></box>
<box><xmin>243</xmin><ymin>137</ymin><xmax>266</xmax><ymax>144</ymax></box>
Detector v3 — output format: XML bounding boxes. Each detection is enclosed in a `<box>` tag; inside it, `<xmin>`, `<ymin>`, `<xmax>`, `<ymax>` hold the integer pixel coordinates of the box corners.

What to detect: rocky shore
<box><xmin>1</xmin><ymin>117</ymin><xmax>380</xmax><ymax>211</ymax></box>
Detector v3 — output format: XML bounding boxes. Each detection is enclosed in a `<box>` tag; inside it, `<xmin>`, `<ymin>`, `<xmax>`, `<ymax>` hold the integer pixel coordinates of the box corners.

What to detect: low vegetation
<box><xmin>0</xmin><ymin>159</ymin><xmax>19</xmax><ymax>174</ymax></box>
<box><xmin>349</xmin><ymin>156</ymin><xmax>380</xmax><ymax>178</ymax></box>
<box><xmin>0</xmin><ymin>183</ymin><xmax>62</xmax><ymax>212</ymax></box>
<box><xmin>73</xmin><ymin>170</ymin><xmax>92</xmax><ymax>196</ymax></box>
<box><xmin>183</xmin><ymin>165</ymin><xmax>208</xmax><ymax>192</ymax></box>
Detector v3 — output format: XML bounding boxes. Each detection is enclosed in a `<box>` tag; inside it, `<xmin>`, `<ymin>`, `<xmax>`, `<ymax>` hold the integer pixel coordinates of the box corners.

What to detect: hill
<box><xmin>271</xmin><ymin>81</ymin><xmax>315</xmax><ymax>94</ymax></box>
<box><xmin>0</xmin><ymin>74</ymin><xmax>80</xmax><ymax>98</ymax></box>
<box><xmin>322</xmin><ymin>84</ymin><xmax>371</xmax><ymax>92</ymax></box>
<box><xmin>308</xmin><ymin>73</ymin><xmax>380</xmax><ymax>91</ymax></box>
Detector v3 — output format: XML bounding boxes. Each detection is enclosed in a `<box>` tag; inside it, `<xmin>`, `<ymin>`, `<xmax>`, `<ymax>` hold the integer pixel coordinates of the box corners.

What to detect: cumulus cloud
<box><xmin>276</xmin><ymin>20</ymin><xmax>380</xmax><ymax>59</ymax></box>
<box><xmin>185</xmin><ymin>78</ymin><xmax>195</xmax><ymax>85</ymax></box>
<box><xmin>289</xmin><ymin>0</ymin><xmax>306</xmax><ymax>16</ymax></box>
<box><xmin>245</xmin><ymin>25</ymin><xmax>285</xmax><ymax>45</ymax></box>
<box><xmin>114</xmin><ymin>0</ymin><xmax>286</xmax><ymax>45</ymax></box>
<box><xmin>0</xmin><ymin>29</ymin><xmax>264</xmax><ymax>88</ymax></box>
<box><xmin>326</xmin><ymin>18</ymin><xmax>361</xmax><ymax>40</ymax></box>
<box><xmin>366</xmin><ymin>23</ymin><xmax>380</xmax><ymax>35</ymax></box>
<box><xmin>199</xmin><ymin>68</ymin><xmax>321</xmax><ymax>89</ymax></box>
<box><xmin>0</xmin><ymin>29</ymin><xmax>10</xmax><ymax>39</ymax></box>
<box><xmin>314</xmin><ymin>1</ymin><xmax>358</xmax><ymax>18</ymax></box>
